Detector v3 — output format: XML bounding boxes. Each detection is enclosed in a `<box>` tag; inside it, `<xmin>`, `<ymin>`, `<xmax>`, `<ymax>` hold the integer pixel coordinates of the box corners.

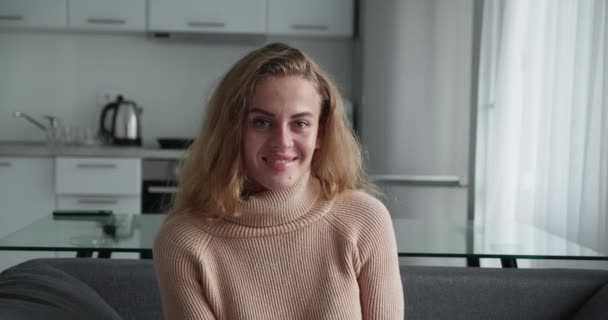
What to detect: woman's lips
<box><xmin>263</xmin><ymin>155</ymin><xmax>297</xmax><ymax>171</ymax></box>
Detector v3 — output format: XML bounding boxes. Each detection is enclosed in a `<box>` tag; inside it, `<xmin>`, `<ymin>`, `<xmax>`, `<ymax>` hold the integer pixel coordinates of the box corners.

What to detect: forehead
<box><xmin>249</xmin><ymin>75</ymin><xmax>321</xmax><ymax>115</ymax></box>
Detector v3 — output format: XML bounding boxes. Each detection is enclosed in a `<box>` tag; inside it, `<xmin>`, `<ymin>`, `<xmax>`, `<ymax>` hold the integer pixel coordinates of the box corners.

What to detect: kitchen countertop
<box><xmin>0</xmin><ymin>141</ymin><xmax>186</xmax><ymax>159</ymax></box>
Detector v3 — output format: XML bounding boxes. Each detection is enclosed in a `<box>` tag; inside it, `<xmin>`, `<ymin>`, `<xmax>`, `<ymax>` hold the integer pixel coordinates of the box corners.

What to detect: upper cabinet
<box><xmin>267</xmin><ymin>0</ymin><xmax>354</xmax><ymax>37</ymax></box>
<box><xmin>0</xmin><ymin>0</ymin><xmax>354</xmax><ymax>37</ymax></box>
<box><xmin>149</xmin><ymin>0</ymin><xmax>267</xmax><ymax>34</ymax></box>
<box><xmin>68</xmin><ymin>0</ymin><xmax>146</xmax><ymax>32</ymax></box>
<box><xmin>0</xmin><ymin>0</ymin><xmax>67</xmax><ymax>30</ymax></box>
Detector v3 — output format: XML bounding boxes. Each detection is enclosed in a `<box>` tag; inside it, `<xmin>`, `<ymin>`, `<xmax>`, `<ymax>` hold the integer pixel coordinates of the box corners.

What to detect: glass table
<box><xmin>0</xmin><ymin>214</ymin><xmax>164</xmax><ymax>259</ymax></box>
<box><xmin>0</xmin><ymin>214</ymin><xmax>606</xmax><ymax>268</ymax></box>
<box><xmin>392</xmin><ymin>218</ymin><xmax>606</xmax><ymax>267</ymax></box>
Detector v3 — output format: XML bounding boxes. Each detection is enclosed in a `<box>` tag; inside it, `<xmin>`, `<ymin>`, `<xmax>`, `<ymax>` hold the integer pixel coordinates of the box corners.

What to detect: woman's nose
<box><xmin>271</xmin><ymin>125</ymin><xmax>294</xmax><ymax>148</ymax></box>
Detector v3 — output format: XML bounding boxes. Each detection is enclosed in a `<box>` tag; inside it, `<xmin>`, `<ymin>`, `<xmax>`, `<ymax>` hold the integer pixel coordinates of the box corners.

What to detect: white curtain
<box><xmin>476</xmin><ymin>0</ymin><xmax>608</xmax><ymax>254</ymax></box>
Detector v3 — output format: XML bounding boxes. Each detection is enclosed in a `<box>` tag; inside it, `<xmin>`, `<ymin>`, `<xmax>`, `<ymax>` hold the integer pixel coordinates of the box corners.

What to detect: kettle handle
<box><xmin>99</xmin><ymin>102</ymin><xmax>116</xmax><ymax>140</ymax></box>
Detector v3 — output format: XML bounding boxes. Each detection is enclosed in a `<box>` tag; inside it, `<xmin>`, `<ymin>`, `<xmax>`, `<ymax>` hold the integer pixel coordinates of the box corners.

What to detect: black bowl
<box><xmin>157</xmin><ymin>138</ymin><xmax>194</xmax><ymax>149</ymax></box>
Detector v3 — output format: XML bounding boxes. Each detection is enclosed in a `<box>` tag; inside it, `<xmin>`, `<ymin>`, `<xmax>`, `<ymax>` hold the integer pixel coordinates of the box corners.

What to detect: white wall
<box><xmin>0</xmin><ymin>31</ymin><xmax>353</xmax><ymax>146</ymax></box>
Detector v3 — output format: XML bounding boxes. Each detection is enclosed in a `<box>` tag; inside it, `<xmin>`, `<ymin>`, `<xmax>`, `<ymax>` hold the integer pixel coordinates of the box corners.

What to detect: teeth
<box><xmin>269</xmin><ymin>159</ymin><xmax>290</xmax><ymax>164</ymax></box>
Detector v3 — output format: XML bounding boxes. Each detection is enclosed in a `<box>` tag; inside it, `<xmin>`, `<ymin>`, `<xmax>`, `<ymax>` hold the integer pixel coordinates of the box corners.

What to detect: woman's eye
<box><xmin>293</xmin><ymin>121</ymin><xmax>309</xmax><ymax>128</ymax></box>
<box><xmin>252</xmin><ymin>119</ymin><xmax>270</xmax><ymax>128</ymax></box>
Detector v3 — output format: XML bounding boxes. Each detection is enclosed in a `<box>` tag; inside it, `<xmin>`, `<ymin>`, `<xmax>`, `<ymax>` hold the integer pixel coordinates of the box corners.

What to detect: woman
<box><xmin>154</xmin><ymin>42</ymin><xmax>404</xmax><ymax>319</ymax></box>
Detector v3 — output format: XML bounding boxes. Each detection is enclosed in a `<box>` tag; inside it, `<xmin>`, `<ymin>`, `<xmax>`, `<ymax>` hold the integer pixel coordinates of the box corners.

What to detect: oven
<box><xmin>141</xmin><ymin>159</ymin><xmax>180</xmax><ymax>214</ymax></box>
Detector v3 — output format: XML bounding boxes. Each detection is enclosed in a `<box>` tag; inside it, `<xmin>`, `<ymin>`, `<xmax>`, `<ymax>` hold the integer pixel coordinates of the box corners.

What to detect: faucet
<box><xmin>12</xmin><ymin>112</ymin><xmax>61</xmax><ymax>140</ymax></box>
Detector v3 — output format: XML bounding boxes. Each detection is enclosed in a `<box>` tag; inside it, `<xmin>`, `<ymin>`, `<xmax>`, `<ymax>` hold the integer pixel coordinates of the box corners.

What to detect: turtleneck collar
<box><xmin>223</xmin><ymin>173</ymin><xmax>320</xmax><ymax>227</ymax></box>
<box><xmin>191</xmin><ymin>173</ymin><xmax>335</xmax><ymax>237</ymax></box>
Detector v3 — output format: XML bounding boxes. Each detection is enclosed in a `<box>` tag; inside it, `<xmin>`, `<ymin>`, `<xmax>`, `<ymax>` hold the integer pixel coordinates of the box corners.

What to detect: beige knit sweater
<box><xmin>153</xmin><ymin>175</ymin><xmax>404</xmax><ymax>320</ymax></box>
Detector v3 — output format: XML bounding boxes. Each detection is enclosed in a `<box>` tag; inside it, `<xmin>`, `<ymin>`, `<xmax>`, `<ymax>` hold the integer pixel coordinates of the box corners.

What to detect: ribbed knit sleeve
<box><xmin>357</xmin><ymin>201</ymin><xmax>404</xmax><ymax>319</ymax></box>
<box><xmin>153</xmin><ymin>215</ymin><xmax>216</xmax><ymax>320</ymax></box>
<box><xmin>326</xmin><ymin>191</ymin><xmax>405</xmax><ymax>320</ymax></box>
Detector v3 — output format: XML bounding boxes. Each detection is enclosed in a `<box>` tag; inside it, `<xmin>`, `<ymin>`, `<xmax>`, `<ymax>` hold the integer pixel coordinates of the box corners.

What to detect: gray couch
<box><xmin>1</xmin><ymin>258</ymin><xmax>607</xmax><ymax>319</ymax></box>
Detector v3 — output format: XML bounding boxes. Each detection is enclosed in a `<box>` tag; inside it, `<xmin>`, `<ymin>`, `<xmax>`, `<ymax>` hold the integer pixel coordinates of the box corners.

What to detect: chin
<box><xmin>264</xmin><ymin>181</ymin><xmax>295</xmax><ymax>192</ymax></box>
<box><xmin>261</xmin><ymin>176</ymin><xmax>299</xmax><ymax>191</ymax></box>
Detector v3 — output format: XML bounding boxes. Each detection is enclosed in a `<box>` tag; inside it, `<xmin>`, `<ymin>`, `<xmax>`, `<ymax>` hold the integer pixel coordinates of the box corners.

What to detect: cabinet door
<box><xmin>0</xmin><ymin>158</ymin><xmax>56</xmax><ymax>271</ymax></box>
<box><xmin>55</xmin><ymin>157</ymin><xmax>141</xmax><ymax>196</ymax></box>
<box><xmin>0</xmin><ymin>0</ymin><xmax>67</xmax><ymax>30</ymax></box>
<box><xmin>69</xmin><ymin>0</ymin><xmax>146</xmax><ymax>31</ymax></box>
<box><xmin>267</xmin><ymin>0</ymin><xmax>353</xmax><ymax>37</ymax></box>
<box><xmin>149</xmin><ymin>0</ymin><xmax>266</xmax><ymax>34</ymax></box>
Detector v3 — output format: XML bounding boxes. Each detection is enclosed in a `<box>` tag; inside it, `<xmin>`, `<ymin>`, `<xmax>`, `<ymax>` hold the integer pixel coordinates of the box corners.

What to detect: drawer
<box><xmin>56</xmin><ymin>195</ymin><xmax>141</xmax><ymax>213</ymax></box>
<box><xmin>55</xmin><ymin>157</ymin><xmax>141</xmax><ymax>195</ymax></box>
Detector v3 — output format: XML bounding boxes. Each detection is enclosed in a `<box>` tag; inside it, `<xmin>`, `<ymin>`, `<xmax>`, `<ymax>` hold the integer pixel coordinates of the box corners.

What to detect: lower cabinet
<box><xmin>0</xmin><ymin>157</ymin><xmax>57</xmax><ymax>271</ymax></box>
<box><xmin>54</xmin><ymin>157</ymin><xmax>142</xmax><ymax>259</ymax></box>
<box><xmin>0</xmin><ymin>157</ymin><xmax>144</xmax><ymax>269</ymax></box>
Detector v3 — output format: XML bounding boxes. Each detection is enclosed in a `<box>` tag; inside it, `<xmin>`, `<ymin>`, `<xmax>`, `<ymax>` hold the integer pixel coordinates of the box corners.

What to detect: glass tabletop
<box><xmin>0</xmin><ymin>214</ymin><xmax>164</xmax><ymax>253</ymax></box>
<box><xmin>0</xmin><ymin>214</ymin><xmax>605</xmax><ymax>260</ymax></box>
<box><xmin>392</xmin><ymin>218</ymin><xmax>606</xmax><ymax>260</ymax></box>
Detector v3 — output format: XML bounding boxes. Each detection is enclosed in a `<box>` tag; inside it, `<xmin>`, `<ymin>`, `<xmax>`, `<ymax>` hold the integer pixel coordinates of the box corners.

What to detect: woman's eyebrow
<box><xmin>249</xmin><ymin>108</ymin><xmax>274</xmax><ymax>116</ymax></box>
<box><xmin>249</xmin><ymin>108</ymin><xmax>314</xmax><ymax>119</ymax></box>
<box><xmin>291</xmin><ymin>112</ymin><xmax>314</xmax><ymax>118</ymax></box>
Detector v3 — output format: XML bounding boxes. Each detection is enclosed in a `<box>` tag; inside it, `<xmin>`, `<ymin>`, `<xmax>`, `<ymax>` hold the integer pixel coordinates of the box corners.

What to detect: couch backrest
<box><xmin>38</xmin><ymin>258</ymin><xmax>163</xmax><ymax>320</ymax></box>
<box><xmin>20</xmin><ymin>259</ymin><xmax>608</xmax><ymax>320</ymax></box>
<box><xmin>401</xmin><ymin>265</ymin><xmax>608</xmax><ymax>320</ymax></box>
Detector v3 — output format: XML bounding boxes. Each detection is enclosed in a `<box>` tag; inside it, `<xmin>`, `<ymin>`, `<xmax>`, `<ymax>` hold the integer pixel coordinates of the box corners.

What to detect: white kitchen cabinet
<box><xmin>0</xmin><ymin>0</ymin><xmax>67</xmax><ymax>30</ymax></box>
<box><xmin>68</xmin><ymin>0</ymin><xmax>146</xmax><ymax>32</ymax></box>
<box><xmin>0</xmin><ymin>158</ymin><xmax>55</xmax><ymax>238</ymax></box>
<box><xmin>267</xmin><ymin>0</ymin><xmax>353</xmax><ymax>37</ymax></box>
<box><xmin>55</xmin><ymin>157</ymin><xmax>141</xmax><ymax>196</ymax></box>
<box><xmin>56</xmin><ymin>195</ymin><xmax>141</xmax><ymax>213</ymax></box>
<box><xmin>55</xmin><ymin>157</ymin><xmax>141</xmax><ymax>213</ymax></box>
<box><xmin>149</xmin><ymin>0</ymin><xmax>266</xmax><ymax>34</ymax></box>
<box><xmin>54</xmin><ymin>157</ymin><xmax>141</xmax><ymax>259</ymax></box>
<box><xmin>0</xmin><ymin>157</ymin><xmax>56</xmax><ymax>271</ymax></box>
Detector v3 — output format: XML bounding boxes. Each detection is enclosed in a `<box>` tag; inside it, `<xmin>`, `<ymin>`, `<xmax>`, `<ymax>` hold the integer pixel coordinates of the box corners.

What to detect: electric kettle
<box><xmin>99</xmin><ymin>96</ymin><xmax>143</xmax><ymax>146</ymax></box>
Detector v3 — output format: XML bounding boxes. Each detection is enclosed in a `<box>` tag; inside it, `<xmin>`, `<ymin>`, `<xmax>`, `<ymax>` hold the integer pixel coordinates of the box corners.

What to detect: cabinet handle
<box><xmin>0</xmin><ymin>15</ymin><xmax>24</xmax><ymax>21</ymax></box>
<box><xmin>87</xmin><ymin>18</ymin><xmax>126</xmax><ymax>25</ymax></box>
<box><xmin>371</xmin><ymin>175</ymin><xmax>467</xmax><ymax>187</ymax></box>
<box><xmin>187</xmin><ymin>21</ymin><xmax>226</xmax><ymax>28</ymax></box>
<box><xmin>148</xmin><ymin>186</ymin><xmax>179</xmax><ymax>194</ymax></box>
<box><xmin>0</xmin><ymin>161</ymin><xmax>12</xmax><ymax>167</ymax></box>
<box><xmin>76</xmin><ymin>163</ymin><xmax>117</xmax><ymax>169</ymax></box>
<box><xmin>290</xmin><ymin>24</ymin><xmax>329</xmax><ymax>31</ymax></box>
<box><xmin>78</xmin><ymin>198</ymin><xmax>119</xmax><ymax>205</ymax></box>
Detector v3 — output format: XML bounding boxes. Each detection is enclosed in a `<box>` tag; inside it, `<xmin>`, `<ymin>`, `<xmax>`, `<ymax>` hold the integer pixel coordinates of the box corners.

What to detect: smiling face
<box><xmin>242</xmin><ymin>75</ymin><xmax>323</xmax><ymax>192</ymax></box>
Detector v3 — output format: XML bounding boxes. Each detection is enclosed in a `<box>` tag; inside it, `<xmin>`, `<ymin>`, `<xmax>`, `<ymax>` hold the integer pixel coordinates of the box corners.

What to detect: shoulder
<box><xmin>153</xmin><ymin>213</ymin><xmax>214</xmax><ymax>260</ymax></box>
<box><xmin>324</xmin><ymin>190</ymin><xmax>393</xmax><ymax>243</ymax></box>
<box><xmin>334</xmin><ymin>189</ymin><xmax>388</xmax><ymax>215</ymax></box>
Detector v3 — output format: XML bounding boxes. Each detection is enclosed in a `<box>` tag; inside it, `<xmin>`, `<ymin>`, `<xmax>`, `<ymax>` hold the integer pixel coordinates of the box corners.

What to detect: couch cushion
<box><xmin>0</xmin><ymin>259</ymin><xmax>122</xmax><ymax>320</ymax></box>
<box><xmin>573</xmin><ymin>284</ymin><xmax>608</xmax><ymax>319</ymax></box>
